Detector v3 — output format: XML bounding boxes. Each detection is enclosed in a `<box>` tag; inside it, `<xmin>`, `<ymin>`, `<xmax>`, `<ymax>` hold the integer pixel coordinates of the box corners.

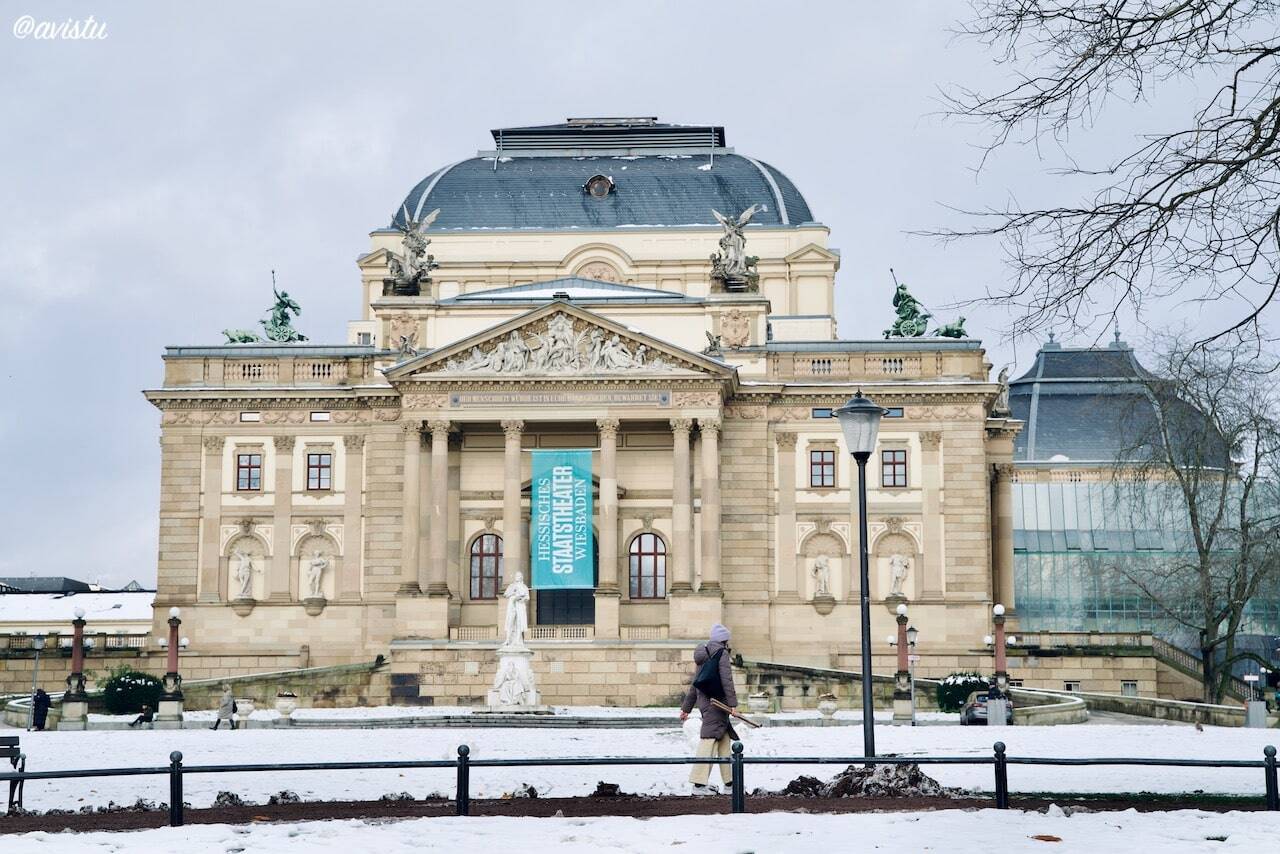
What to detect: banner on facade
<box><xmin>530</xmin><ymin>449</ymin><xmax>594</xmax><ymax>589</ymax></box>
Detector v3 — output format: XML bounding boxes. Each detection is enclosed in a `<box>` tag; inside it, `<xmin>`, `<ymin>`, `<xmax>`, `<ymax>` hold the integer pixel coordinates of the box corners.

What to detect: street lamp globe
<box><xmin>73</xmin><ymin>607</ymin><xmax>85</xmax><ymax>619</ymax></box>
<box><xmin>906</xmin><ymin>625</ymin><xmax>919</xmax><ymax>646</ymax></box>
<box><xmin>983</xmin><ymin>634</ymin><xmax>994</xmax><ymax>646</ymax></box>
<box><xmin>886</xmin><ymin>634</ymin><xmax>897</xmax><ymax>645</ymax></box>
<box><xmin>896</xmin><ymin>603</ymin><xmax>907</xmax><ymax>616</ymax></box>
<box><xmin>835</xmin><ymin>391</ymin><xmax>887</xmax><ymax>457</ymax></box>
<box><xmin>168</xmin><ymin>607</ymin><xmax>181</xmax><ymax>619</ymax></box>
<box><xmin>179</xmin><ymin>637</ymin><xmax>190</xmax><ymax>649</ymax></box>
<box><xmin>993</xmin><ymin>603</ymin><xmax>1005</xmax><ymax>617</ymax></box>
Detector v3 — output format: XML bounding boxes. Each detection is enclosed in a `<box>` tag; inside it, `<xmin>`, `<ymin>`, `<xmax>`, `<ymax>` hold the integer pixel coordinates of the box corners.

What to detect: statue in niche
<box><xmin>232</xmin><ymin>549</ymin><xmax>255</xmax><ymax>600</ymax></box>
<box><xmin>710</xmin><ymin>205</ymin><xmax>763</xmax><ymax>288</ymax></box>
<box><xmin>305</xmin><ymin>550</ymin><xmax>330</xmax><ymax>600</ymax></box>
<box><xmin>811</xmin><ymin>555</ymin><xmax>832</xmax><ymax>598</ymax></box>
<box><xmin>501</xmin><ymin>571</ymin><xmax>530</xmax><ymax>649</ymax></box>
<box><xmin>888</xmin><ymin>553</ymin><xmax>911</xmax><ymax>598</ymax></box>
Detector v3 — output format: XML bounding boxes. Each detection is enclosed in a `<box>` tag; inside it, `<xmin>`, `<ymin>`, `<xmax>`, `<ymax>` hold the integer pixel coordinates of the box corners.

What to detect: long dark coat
<box><xmin>680</xmin><ymin>640</ymin><xmax>738</xmax><ymax>739</ymax></box>
<box><xmin>32</xmin><ymin>691</ymin><xmax>51</xmax><ymax>729</ymax></box>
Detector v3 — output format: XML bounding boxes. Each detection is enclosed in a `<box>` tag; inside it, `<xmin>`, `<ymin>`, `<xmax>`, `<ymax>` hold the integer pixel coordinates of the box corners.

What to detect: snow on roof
<box><xmin>0</xmin><ymin>591</ymin><xmax>155</xmax><ymax>624</ymax></box>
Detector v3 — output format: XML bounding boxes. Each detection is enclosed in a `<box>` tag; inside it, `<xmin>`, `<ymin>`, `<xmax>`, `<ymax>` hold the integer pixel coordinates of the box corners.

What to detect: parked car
<box><xmin>959</xmin><ymin>690</ymin><xmax>1014</xmax><ymax>725</ymax></box>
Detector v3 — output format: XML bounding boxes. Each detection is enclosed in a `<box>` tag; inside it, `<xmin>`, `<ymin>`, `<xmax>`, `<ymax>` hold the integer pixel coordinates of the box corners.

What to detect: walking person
<box><xmin>211</xmin><ymin>686</ymin><xmax>238</xmax><ymax>730</ymax></box>
<box><xmin>679</xmin><ymin>623</ymin><xmax>738</xmax><ymax>794</ymax></box>
<box><xmin>31</xmin><ymin>689</ymin><xmax>51</xmax><ymax>731</ymax></box>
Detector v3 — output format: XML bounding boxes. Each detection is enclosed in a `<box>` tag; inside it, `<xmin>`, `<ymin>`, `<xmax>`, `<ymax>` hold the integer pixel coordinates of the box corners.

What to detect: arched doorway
<box><xmin>534</xmin><ymin>535</ymin><xmax>598</xmax><ymax>625</ymax></box>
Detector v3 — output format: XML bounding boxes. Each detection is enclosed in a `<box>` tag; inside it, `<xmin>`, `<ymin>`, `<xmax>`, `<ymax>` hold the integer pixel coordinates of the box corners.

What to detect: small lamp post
<box><xmin>890</xmin><ymin>604</ymin><xmax>911</xmax><ymax>724</ymax></box>
<box><xmin>56</xmin><ymin>607</ymin><xmax>91</xmax><ymax>730</ymax></box>
<box><xmin>987</xmin><ymin>604</ymin><xmax>1014</xmax><ymax>727</ymax></box>
<box><xmin>156</xmin><ymin>607</ymin><xmax>186</xmax><ymax>729</ymax></box>
<box><xmin>26</xmin><ymin>634</ymin><xmax>46</xmax><ymax>731</ymax></box>
<box><xmin>835</xmin><ymin>390</ymin><xmax>887</xmax><ymax>760</ymax></box>
<box><xmin>906</xmin><ymin>623</ymin><xmax>919</xmax><ymax>725</ymax></box>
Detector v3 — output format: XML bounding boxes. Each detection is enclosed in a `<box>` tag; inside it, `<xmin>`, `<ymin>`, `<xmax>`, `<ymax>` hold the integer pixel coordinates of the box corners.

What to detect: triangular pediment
<box><xmin>385</xmin><ymin>301</ymin><xmax>734</xmax><ymax>380</ymax></box>
<box><xmin>784</xmin><ymin>243</ymin><xmax>839</xmax><ymax>265</ymax></box>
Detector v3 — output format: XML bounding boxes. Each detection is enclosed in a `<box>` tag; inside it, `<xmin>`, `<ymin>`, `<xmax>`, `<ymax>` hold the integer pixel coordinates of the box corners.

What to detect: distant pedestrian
<box><xmin>211</xmin><ymin>687</ymin><xmax>238</xmax><ymax>730</ymax></box>
<box><xmin>31</xmin><ymin>689</ymin><xmax>51</xmax><ymax>731</ymax></box>
<box><xmin>128</xmin><ymin>705</ymin><xmax>155</xmax><ymax>728</ymax></box>
<box><xmin>679</xmin><ymin>623</ymin><xmax>738</xmax><ymax>794</ymax></box>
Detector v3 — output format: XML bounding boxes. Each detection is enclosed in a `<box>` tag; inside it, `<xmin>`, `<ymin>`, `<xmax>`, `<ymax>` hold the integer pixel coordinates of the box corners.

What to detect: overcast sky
<box><xmin>0</xmin><ymin>2</ymin><xmax>1239</xmax><ymax>587</ymax></box>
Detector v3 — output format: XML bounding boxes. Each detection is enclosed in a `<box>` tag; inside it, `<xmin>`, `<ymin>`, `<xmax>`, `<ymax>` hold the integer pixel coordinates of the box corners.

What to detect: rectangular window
<box><xmin>239</xmin><ymin>411</ymin><xmax>261</xmax><ymax>423</ymax></box>
<box><xmin>1008</xmin><ymin>679</ymin><xmax>1024</xmax><ymax>688</ymax></box>
<box><xmin>884</xmin><ymin>407</ymin><xmax>904</xmax><ymax>418</ymax></box>
<box><xmin>1121</xmin><ymin>681</ymin><xmax>1138</xmax><ymax>698</ymax></box>
<box><xmin>1063</xmin><ymin>681</ymin><xmax>1081</xmax><ymax>693</ymax></box>
<box><xmin>811</xmin><ymin>408</ymin><xmax>833</xmax><ymax>419</ymax></box>
<box><xmin>309</xmin><ymin>411</ymin><xmax>331</xmax><ymax>422</ymax></box>
<box><xmin>306</xmin><ymin>452</ymin><xmax>332</xmax><ymax>490</ymax></box>
<box><xmin>236</xmin><ymin>454</ymin><xmax>262</xmax><ymax>491</ymax></box>
<box><xmin>881</xmin><ymin>449</ymin><xmax>907</xmax><ymax>488</ymax></box>
<box><xmin>809</xmin><ymin>449</ymin><xmax>836</xmax><ymax>488</ymax></box>
<box><xmin>357</xmin><ymin>332</ymin><xmax>373</xmax><ymax>345</ymax></box>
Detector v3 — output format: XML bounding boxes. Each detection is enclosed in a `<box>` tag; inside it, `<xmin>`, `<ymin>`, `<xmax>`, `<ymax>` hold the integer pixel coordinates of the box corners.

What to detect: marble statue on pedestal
<box><xmin>889</xmin><ymin>553</ymin><xmax>911</xmax><ymax>598</ymax></box>
<box><xmin>305</xmin><ymin>550</ymin><xmax>329</xmax><ymax>600</ymax></box>
<box><xmin>811</xmin><ymin>555</ymin><xmax>832</xmax><ymax>597</ymax></box>
<box><xmin>501</xmin><ymin>572</ymin><xmax>530</xmax><ymax>650</ymax></box>
<box><xmin>487</xmin><ymin>571</ymin><xmax>542</xmax><ymax>709</ymax></box>
<box><xmin>233</xmin><ymin>549</ymin><xmax>255</xmax><ymax>600</ymax></box>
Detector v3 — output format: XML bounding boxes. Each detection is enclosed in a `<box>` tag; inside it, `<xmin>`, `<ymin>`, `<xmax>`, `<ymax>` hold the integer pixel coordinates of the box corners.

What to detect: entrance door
<box><xmin>535</xmin><ymin>537</ymin><xmax>598</xmax><ymax>626</ymax></box>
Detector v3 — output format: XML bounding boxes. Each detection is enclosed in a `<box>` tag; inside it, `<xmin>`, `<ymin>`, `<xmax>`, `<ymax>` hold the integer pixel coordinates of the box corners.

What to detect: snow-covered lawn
<box><xmin>8</xmin><ymin>810</ymin><xmax>1280</xmax><ymax>853</ymax></box>
<box><xmin>8</xmin><ymin>723</ymin><xmax>1279</xmax><ymax>811</ymax></box>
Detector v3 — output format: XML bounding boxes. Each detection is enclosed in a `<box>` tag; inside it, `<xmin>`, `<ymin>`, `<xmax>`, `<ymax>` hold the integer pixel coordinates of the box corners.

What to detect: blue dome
<box><xmin>392</xmin><ymin>152</ymin><xmax>814</xmax><ymax>231</ymax></box>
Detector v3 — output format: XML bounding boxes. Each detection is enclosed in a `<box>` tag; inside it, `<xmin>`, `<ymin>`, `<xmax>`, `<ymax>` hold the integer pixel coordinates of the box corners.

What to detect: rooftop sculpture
<box><xmin>882</xmin><ymin>271</ymin><xmax>967</xmax><ymax>339</ymax></box>
<box><xmin>221</xmin><ymin>275</ymin><xmax>308</xmax><ymax>343</ymax></box>
<box><xmin>384</xmin><ymin>206</ymin><xmax>441</xmax><ymax>296</ymax></box>
<box><xmin>710</xmin><ymin>204</ymin><xmax>763</xmax><ymax>291</ymax></box>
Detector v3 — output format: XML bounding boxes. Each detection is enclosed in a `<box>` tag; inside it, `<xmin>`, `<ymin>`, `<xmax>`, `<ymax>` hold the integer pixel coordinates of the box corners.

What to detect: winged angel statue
<box><xmin>710</xmin><ymin>204</ymin><xmax>763</xmax><ymax>287</ymax></box>
<box><xmin>388</xmin><ymin>206</ymin><xmax>441</xmax><ymax>287</ymax></box>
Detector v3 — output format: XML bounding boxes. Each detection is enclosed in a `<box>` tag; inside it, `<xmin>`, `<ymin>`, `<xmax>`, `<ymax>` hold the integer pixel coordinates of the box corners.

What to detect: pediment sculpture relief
<box><xmin>435</xmin><ymin>312</ymin><xmax>673</xmax><ymax>376</ymax></box>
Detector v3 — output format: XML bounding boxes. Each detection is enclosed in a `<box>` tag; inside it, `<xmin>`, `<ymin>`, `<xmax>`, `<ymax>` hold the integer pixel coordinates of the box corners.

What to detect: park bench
<box><xmin>2</xmin><ymin>735</ymin><xmax>24</xmax><ymax>813</ymax></box>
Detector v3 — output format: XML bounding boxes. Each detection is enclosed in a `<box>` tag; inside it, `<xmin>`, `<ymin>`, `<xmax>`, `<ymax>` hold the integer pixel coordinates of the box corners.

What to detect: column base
<box><xmin>424</xmin><ymin>582</ymin><xmax>451</xmax><ymax>597</ymax></box>
<box><xmin>594</xmin><ymin>590</ymin><xmax>620</xmax><ymax>639</ymax></box>
<box><xmin>397</xmin><ymin>582</ymin><xmax>423</xmax><ymax>595</ymax></box>
<box><xmin>668</xmin><ymin>590</ymin><xmax>723</xmax><ymax>639</ymax></box>
<box><xmin>396</xmin><ymin>594</ymin><xmax>450</xmax><ymax>638</ymax></box>
<box><xmin>56</xmin><ymin>699</ymin><xmax>88</xmax><ymax>731</ymax></box>
<box><xmin>892</xmin><ymin>695</ymin><xmax>914</xmax><ymax>724</ymax></box>
<box><xmin>155</xmin><ymin>698</ymin><xmax>185</xmax><ymax>729</ymax></box>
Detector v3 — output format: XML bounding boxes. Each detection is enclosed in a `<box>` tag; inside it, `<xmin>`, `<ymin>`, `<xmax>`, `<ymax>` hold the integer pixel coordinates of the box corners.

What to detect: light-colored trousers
<box><xmin>689</xmin><ymin>734</ymin><xmax>733</xmax><ymax>785</ymax></box>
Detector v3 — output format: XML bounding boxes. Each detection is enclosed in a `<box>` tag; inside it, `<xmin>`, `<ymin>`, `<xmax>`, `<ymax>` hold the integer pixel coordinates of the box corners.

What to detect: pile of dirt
<box><xmin>591</xmin><ymin>782</ymin><xmax>623</xmax><ymax>797</ymax></box>
<box><xmin>767</xmin><ymin>763</ymin><xmax>959</xmax><ymax>799</ymax></box>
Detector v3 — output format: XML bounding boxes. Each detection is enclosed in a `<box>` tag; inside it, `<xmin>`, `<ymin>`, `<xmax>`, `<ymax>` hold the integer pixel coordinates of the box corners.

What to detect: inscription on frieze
<box><xmin>449</xmin><ymin>390</ymin><xmax>671</xmax><ymax>408</ymax></box>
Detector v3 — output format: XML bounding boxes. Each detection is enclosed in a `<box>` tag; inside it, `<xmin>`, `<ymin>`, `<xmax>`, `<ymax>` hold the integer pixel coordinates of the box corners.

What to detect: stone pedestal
<box><xmin>593</xmin><ymin>591</ymin><xmax>620</xmax><ymax>639</ymax></box>
<box><xmin>986</xmin><ymin>697</ymin><xmax>1009</xmax><ymax>728</ymax></box>
<box><xmin>155</xmin><ymin>698</ymin><xmax>185</xmax><ymax>730</ymax></box>
<box><xmin>486</xmin><ymin>646</ymin><xmax>541</xmax><ymax>710</ymax></box>
<box><xmin>231</xmin><ymin>597</ymin><xmax>256</xmax><ymax>617</ymax></box>
<box><xmin>892</xmin><ymin>672</ymin><xmax>913</xmax><ymax>724</ymax></box>
<box><xmin>303</xmin><ymin>597</ymin><xmax>327</xmax><ymax>617</ymax></box>
<box><xmin>56</xmin><ymin>699</ymin><xmax>88</xmax><ymax>731</ymax></box>
<box><xmin>1245</xmin><ymin>700</ymin><xmax>1268</xmax><ymax>729</ymax></box>
<box><xmin>668</xmin><ymin>590</ymin><xmax>723</xmax><ymax>640</ymax></box>
<box><xmin>811</xmin><ymin>594</ymin><xmax>836</xmax><ymax>616</ymax></box>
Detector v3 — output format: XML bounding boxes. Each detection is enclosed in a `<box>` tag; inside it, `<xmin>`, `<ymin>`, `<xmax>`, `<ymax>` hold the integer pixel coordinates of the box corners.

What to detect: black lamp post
<box><xmin>835</xmin><ymin>390</ymin><xmax>887</xmax><ymax>760</ymax></box>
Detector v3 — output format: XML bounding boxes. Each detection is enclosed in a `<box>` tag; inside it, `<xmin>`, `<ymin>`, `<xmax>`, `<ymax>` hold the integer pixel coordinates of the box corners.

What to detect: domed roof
<box><xmin>391</xmin><ymin>119</ymin><xmax>813</xmax><ymax>231</ymax></box>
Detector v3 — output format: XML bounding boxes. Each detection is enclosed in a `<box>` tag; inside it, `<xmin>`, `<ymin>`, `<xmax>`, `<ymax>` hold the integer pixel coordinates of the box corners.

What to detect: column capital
<box><xmin>992</xmin><ymin>462</ymin><xmax>1016</xmax><ymax>482</ymax></box>
<box><xmin>427</xmin><ymin>419</ymin><xmax>452</xmax><ymax>437</ymax></box>
<box><xmin>203</xmin><ymin>435</ymin><xmax>225</xmax><ymax>453</ymax></box>
<box><xmin>596</xmin><ymin>418</ymin><xmax>621</xmax><ymax>439</ymax></box>
<box><xmin>775</xmin><ymin>431</ymin><xmax>798</xmax><ymax>450</ymax></box>
<box><xmin>670</xmin><ymin>417</ymin><xmax>693</xmax><ymax>436</ymax></box>
<box><xmin>920</xmin><ymin>430</ymin><xmax>942</xmax><ymax>450</ymax></box>
<box><xmin>501</xmin><ymin>419</ymin><xmax>525</xmax><ymax>438</ymax></box>
<box><xmin>272</xmin><ymin>435</ymin><xmax>295</xmax><ymax>452</ymax></box>
<box><xmin>343</xmin><ymin>434</ymin><xmax>366</xmax><ymax>451</ymax></box>
<box><xmin>698</xmin><ymin>417</ymin><xmax>721</xmax><ymax>436</ymax></box>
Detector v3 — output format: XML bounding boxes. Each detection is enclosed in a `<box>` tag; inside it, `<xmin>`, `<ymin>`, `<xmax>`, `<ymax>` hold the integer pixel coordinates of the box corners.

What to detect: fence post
<box><xmin>168</xmin><ymin>751</ymin><xmax>184</xmax><ymax>827</ymax></box>
<box><xmin>730</xmin><ymin>741</ymin><xmax>745</xmax><ymax>814</ymax></box>
<box><xmin>456</xmin><ymin>744</ymin><xmax>470</xmax><ymax>816</ymax></box>
<box><xmin>992</xmin><ymin>742</ymin><xmax>1009</xmax><ymax>810</ymax></box>
<box><xmin>1265</xmin><ymin>745</ymin><xmax>1278</xmax><ymax>812</ymax></box>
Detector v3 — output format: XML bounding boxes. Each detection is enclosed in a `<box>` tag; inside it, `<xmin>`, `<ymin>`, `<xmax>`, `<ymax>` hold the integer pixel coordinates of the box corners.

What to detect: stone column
<box><xmin>269</xmin><ymin>436</ymin><xmax>295</xmax><ymax>601</ymax></box>
<box><xmin>595</xmin><ymin>419</ymin><xmax>621</xmax><ymax>639</ymax></box>
<box><xmin>426</xmin><ymin>420</ymin><xmax>452</xmax><ymax>596</ymax></box>
<box><xmin>669</xmin><ymin>419</ymin><xmax>694</xmax><ymax>592</ymax></box>
<box><xmin>698</xmin><ymin>418</ymin><xmax>722</xmax><ymax>592</ymax></box>
<box><xmin>399</xmin><ymin>422</ymin><xmax>423</xmax><ymax>595</ymax></box>
<box><xmin>992</xmin><ymin>463</ymin><xmax>1016</xmax><ymax>613</ymax></box>
<box><xmin>920</xmin><ymin>431</ymin><xmax>944</xmax><ymax>598</ymax></box>
<box><xmin>893</xmin><ymin>604</ymin><xmax>913</xmax><ymax>723</ymax></box>
<box><xmin>775</xmin><ymin>432</ymin><xmax>798</xmax><ymax>597</ymax></box>
<box><xmin>198</xmin><ymin>436</ymin><xmax>225</xmax><ymax>603</ymax></box>
<box><xmin>501</xmin><ymin>418</ymin><xmax>525</xmax><ymax>605</ymax></box>
<box><xmin>340</xmin><ymin>434</ymin><xmax>365</xmax><ymax>600</ymax></box>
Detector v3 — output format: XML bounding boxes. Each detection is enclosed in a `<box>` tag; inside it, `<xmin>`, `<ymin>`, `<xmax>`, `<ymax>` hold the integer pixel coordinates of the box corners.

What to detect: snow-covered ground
<box><xmin>8</xmin><ymin>810</ymin><xmax>1280</xmax><ymax>853</ymax></box>
<box><xmin>9</xmin><ymin>722</ymin><xmax>1279</xmax><ymax>811</ymax></box>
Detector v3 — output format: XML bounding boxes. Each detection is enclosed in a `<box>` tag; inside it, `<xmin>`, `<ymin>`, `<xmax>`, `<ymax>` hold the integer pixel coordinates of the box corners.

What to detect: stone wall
<box><xmin>385</xmin><ymin>642</ymin><xmax>699</xmax><ymax>707</ymax></box>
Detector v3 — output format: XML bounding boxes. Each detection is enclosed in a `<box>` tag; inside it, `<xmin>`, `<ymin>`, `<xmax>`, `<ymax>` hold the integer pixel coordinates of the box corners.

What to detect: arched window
<box><xmin>469</xmin><ymin>533</ymin><xmax>504</xmax><ymax>599</ymax></box>
<box><xmin>628</xmin><ymin>532</ymin><xmax>667</xmax><ymax>599</ymax></box>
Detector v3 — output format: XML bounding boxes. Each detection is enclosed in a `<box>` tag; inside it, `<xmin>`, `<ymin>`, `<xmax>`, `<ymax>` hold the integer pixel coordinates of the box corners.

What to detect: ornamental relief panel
<box><xmin>290</xmin><ymin>520</ymin><xmax>344</xmax><ymax>556</ymax></box>
<box><xmin>719</xmin><ymin>309</ymin><xmax>751</xmax><ymax>348</ymax></box>
<box><xmin>400</xmin><ymin>392</ymin><xmax>450</xmax><ymax>410</ymax></box>
<box><xmin>671</xmin><ymin>391</ymin><xmax>721</xmax><ymax>407</ymax></box>
<box><xmin>575</xmin><ymin>261</ymin><xmax>621</xmax><ymax>283</ymax></box>
<box><xmin>219</xmin><ymin>521</ymin><xmax>273</xmax><ymax>556</ymax></box>
<box><xmin>723</xmin><ymin>404</ymin><xmax>766</xmax><ymax>420</ymax></box>
<box><xmin>425</xmin><ymin>312</ymin><xmax>694</xmax><ymax>376</ymax></box>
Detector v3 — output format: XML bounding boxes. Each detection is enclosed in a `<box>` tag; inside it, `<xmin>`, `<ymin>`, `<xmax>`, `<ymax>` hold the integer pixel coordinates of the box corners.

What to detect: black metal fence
<box><xmin>1</xmin><ymin>741</ymin><xmax>1276</xmax><ymax>827</ymax></box>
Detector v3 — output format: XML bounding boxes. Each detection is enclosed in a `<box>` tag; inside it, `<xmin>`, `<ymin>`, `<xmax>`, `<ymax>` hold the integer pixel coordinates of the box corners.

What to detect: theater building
<box><xmin>144</xmin><ymin>119</ymin><xmax>1021</xmax><ymax>705</ymax></box>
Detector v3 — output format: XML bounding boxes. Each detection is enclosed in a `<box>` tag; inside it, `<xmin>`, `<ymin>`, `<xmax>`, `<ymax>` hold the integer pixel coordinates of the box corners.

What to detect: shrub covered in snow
<box><xmin>101</xmin><ymin>666</ymin><xmax>163</xmax><ymax>715</ymax></box>
<box><xmin>936</xmin><ymin>672</ymin><xmax>988</xmax><ymax>712</ymax></box>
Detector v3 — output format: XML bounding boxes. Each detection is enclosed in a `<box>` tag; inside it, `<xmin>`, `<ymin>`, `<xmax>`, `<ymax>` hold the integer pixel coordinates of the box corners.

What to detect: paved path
<box><xmin>1085</xmin><ymin>709</ymin><xmax>1190</xmax><ymax>726</ymax></box>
